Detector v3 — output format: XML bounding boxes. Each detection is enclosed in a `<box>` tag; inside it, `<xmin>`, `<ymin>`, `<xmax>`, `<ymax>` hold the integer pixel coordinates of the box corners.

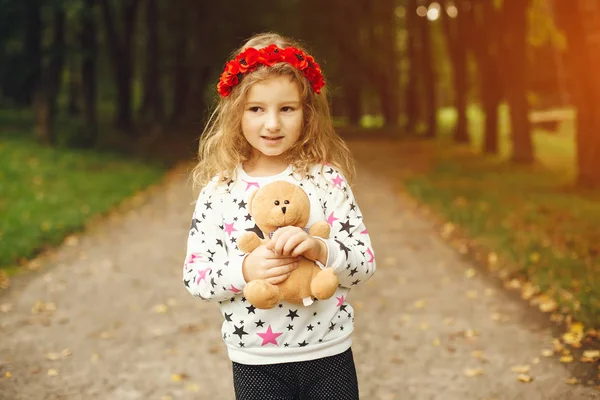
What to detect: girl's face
<box><xmin>241</xmin><ymin>76</ymin><xmax>303</xmax><ymax>168</ymax></box>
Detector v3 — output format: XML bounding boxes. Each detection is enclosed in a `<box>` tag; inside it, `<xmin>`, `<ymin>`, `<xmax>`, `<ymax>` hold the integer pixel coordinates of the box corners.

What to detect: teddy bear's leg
<box><xmin>310</xmin><ymin>268</ymin><xmax>339</xmax><ymax>300</ymax></box>
<box><xmin>244</xmin><ymin>280</ymin><xmax>281</xmax><ymax>309</ymax></box>
<box><xmin>308</xmin><ymin>221</ymin><xmax>331</xmax><ymax>239</ymax></box>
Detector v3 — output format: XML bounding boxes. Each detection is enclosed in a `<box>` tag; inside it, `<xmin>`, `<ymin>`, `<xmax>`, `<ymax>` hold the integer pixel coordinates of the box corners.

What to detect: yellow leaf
<box><xmin>583</xmin><ymin>350</ymin><xmax>600</xmax><ymax>359</ymax></box>
<box><xmin>171</xmin><ymin>373</ymin><xmax>189</xmax><ymax>382</ymax></box>
<box><xmin>464</xmin><ymin>368</ymin><xmax>484</xmax><ymax>377</ymax></box>
<box><xmin>471</xmin><ymin>350</ymin><xmax>486</xmax><ymax>360</ymax></box>
<box><xmin>433</xmin><ymin>339</ymin><xmax>441</xmax><ymax>346</ymax></box>
<box><xmin>488</xmin><ymin>252</ymin><xmax>498</xmax><ymax>265</ymax></box>
<box><xmin>413</xmin><ymin>300</ymin><xmax>426</xmax><ymax>309</ymax></box>
<box><xmin>0</xmin><ymin>271</ymin><xmax>10</xmax><ymax>289</ymax></box>
<box><xmin>466</xmin><ymin>290</ymin><xmax>478</xmax><ymax>299</ymax></box>
<box><xmin>532</xmin><ymin>357</ymin><xmax>540</xmax><ymax>364</ymax></box>
<box><xmin>521</xmin><ymin>282</ymin><xmax>539</xmax><ymax>300</ymax></box>
<box><xmin>186</xmin><ymin>383</ymin><xmax>201</xmax><ymax>392</ymax></box>
<box><xmin>566</xmin><ymin>377</ymin><xmax>578</xmax><ymax>385</ymax></box>
<box><xmin>64</xmin><ymin>236</ymin><xmax>79</xmax><ymax>246</ymax></box>
<box><xmin>541</xmin><ymin>349</ymin><xmax>554</xmax><ymax>357</ymax></box>
<box><xmin>537</xmin><ymin>295</ymin><xmax>558</xmax><ymax>313</ymax></box>
<box><xmin>517</xmin><ymin>374</ymin><xmax>534</xmax><ymax>383</ymax></box>
<box><xmin>465</xmin><ymin>268</ymin><xmax>476</xmax><ymax>278</ymax></box>
<box><xmin>511</xmin><ymin>365</ymin><xmax>531</xmax><ymax>374</ymax></box>
<box><xmin>419</xmin><ymin>323</ymin><xmax>430</xmax><ymax>330</ymax></box>
<box><xmin>154</xmin><ymin>304</ymin><xmax>169</xmax><ymax>314</ymax></box>
<box><xmin>45</xmin><ymin>352</ymin><xmax>61</xmax><ymax>361</ymax></box>
<box><xmin>560</xmin><ymin>355</ymin><xmax>573</xmax><ymax>363</ymax></box>
<box><xmin>4</xmin><ymin>371</ymin><xmax>11</xmax><ymax>378</ymax></box>
<box><xmin>47</xmin><ymin>369</ymin><xmax>59</xmax><ymax>377</ymax></box>
<box><xmin>61</xmin><ymin>349</ymin><xmax>72</xmax><ymax>358</ymax></box>
<box><xmin>529</xmin><ymin>252</ymin><xmax>540</xmax><ymax>263</ymax></box>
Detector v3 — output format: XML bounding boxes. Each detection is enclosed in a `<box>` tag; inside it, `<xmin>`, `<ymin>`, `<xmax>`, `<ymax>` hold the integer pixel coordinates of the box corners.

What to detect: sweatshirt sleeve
<box><xmin>317</xmin><ymin>167</ymin><xmax>376</xmax><ymax>288</ymax></box>
<box><xmin>182</xmin><ymin>181</ymin><xmax>247</xmax><ymax>302</ymax></box>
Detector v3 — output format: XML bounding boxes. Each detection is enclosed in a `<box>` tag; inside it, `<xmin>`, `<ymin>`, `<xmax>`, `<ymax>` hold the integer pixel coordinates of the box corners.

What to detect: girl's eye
<box><xmin>274</xmin><ymin>200</ymin><xmax>280</xmax><ymax>206</ymax></box>
<box><xmin>281</xmin><ymin>106</ymin><xmax>294</xmax><ymax>112</ymax></box>
<box><xmin>249</xmin><ymin>106</ymin><xmax>262</xmax><ymax>112</ymax></box>
<box><xmin>284</xmin><ymin>200</ymin><xmax>289</xmax><ymax>204</ymax></box>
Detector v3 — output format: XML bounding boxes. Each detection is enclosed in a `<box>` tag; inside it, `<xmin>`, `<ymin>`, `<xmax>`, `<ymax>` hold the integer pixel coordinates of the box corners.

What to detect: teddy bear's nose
<box><xmin>281</xmin><ymin>206</ymin><xmax>287</xmax><ymax>214</ymax></box>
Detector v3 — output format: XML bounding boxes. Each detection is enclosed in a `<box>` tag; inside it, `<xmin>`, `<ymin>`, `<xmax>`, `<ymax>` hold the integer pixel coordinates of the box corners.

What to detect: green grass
<box><xmin>403</xmin><ymin>105</ymin><xmax>600</xmax><ymax>328</ymax></box>
<box><xmin>0</xmin><ymin>110</ymin><xmax>167</xmax><ymax>270</ymax></box>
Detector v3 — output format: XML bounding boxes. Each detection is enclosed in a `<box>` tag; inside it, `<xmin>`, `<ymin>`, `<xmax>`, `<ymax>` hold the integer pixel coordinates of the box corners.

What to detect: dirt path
<box><xmin>0</xmin><ymin>139</ymin><xmax>598</xmax><ymax>400</ymax></box>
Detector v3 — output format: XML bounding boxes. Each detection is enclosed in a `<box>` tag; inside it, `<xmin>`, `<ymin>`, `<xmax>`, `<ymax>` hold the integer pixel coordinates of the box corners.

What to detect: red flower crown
<box><xmin>217</xmin><ymin>44</ymin><xmax>326</xmax><ymax>97</ymax></box>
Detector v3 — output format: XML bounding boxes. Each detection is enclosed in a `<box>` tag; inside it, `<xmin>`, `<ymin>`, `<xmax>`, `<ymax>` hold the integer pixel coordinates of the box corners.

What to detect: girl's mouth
<box><xmin>261</xmin><ymin>136</ymin><xmax>284</xmax><ymax>141</ymax></box>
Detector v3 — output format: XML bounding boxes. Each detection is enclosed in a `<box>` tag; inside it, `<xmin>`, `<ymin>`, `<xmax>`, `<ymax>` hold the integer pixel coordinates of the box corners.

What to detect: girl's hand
<box><xmin>242</xmin><ymin>245</ymin><xmax>300</xmax><ymax>285</ymax></box>
<box><xmin>266</xmin><ymin>227</ymin><xmax>327</xmax><ymax>264</ymax></box>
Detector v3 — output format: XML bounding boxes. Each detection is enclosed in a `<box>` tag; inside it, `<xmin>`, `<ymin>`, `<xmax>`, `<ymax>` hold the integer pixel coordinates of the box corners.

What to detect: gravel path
<box><xmin>0</xmin><ymin>139</ymin><xmax>598</xmax><ymax>400</ymax></box>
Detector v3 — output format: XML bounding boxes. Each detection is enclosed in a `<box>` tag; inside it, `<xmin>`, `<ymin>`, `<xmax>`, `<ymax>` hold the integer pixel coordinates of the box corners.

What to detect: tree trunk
<box><xmin>67</xmin><ymin>57</ymin><xmax>80</xmax><ymax>116</ymax></box>
<box><xmin>417</xmin><ymin>11</ymin><xmax>437</xmax><ymax>138</ymax></box>
<box><xmin>99</xmin><ymin>0</ymin><xmax>140</xmax><ymax>133</ymax></box>
<box><xmin>24</xmin><ymin>0</ymin><xmax>42</xmax><ymax>106</ymax></box>
<box><xmin>466</xmin><ymin>2</ymin><xmax>502</xmax><ymax>154</ymax></box>
<box><xmin>555</xmin><ymin>0</ymin><xmax>600</xmax><ymax>187</ymax></box>
<box><xmin>81</xmin><ymin>0</ymin><xmax>98</xmax><ymax>147</ymax></box>
<box><xmin>140</xmin><ymin>0</ymin><xmax>163</xmax><ymax>123</ymax></box>
<box><xmin>500</xmin><ymin>0</ymin><xmax>534</xmax><ymax>163</ymax></box>
<box><xmin>170</xmin><ymin>4</ymin><xmax>190</xmax><ymax>123</ymax></box>
<box><xmin>405</xmin><ymin>0</ymin><xmax>420</xmax><ymax>134</ymax></box>
<box><xmin>441</xmin><ymin>0</ymin><xmax>469</xmax><ymax>143</ymax></box>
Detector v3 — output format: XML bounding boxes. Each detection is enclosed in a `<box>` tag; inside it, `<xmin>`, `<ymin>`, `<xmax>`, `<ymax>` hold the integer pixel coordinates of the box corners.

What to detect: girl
<box><xmin>183</xmin><ymin>32</ymin><xmax>376</xmax><ymax>400</ymax></box>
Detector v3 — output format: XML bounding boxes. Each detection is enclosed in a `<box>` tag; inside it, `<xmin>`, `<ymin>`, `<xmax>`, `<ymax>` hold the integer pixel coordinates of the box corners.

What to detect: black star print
<box><xmin>255</xmin><ymin>320</ymin><xmax>265</xmax><ymax>327</ymax></box>
<box><xmin>190</xmin><ymin>218</ymin><xmax>200</xmax><ymax>231</ymax></box>
<box><xmin>298</xmin><ymin>340</ymin><xmax>309</xmax><ymax>347</ymax></box>
<box><xmin>286</xmin><ymin>309</ymin><xmax>299</xmax><ymax>320</ymax></box>
<box><xmin>241</xmin><ymin>297</ymin><xmax>246</xmax><ymax>302</ymax></box>
<box><xmin>340</xmin><ymin>326</ymin><xmax>345</xmax><ymax>331</ymax></box>
<box><xmin>230</xmin><ymin>237</ymin><xmax>236</xmax><ymax>244</ymax></box>
<box><xmin>326</xmin><ymin>168</ymin><xmax>334</xmax><ymax>175</ymax></box>
<box><xmin>351</xmin><ymin>279</ymin><xmax>361</xmax><ymax>286</ymax></box>
<box><xmin>245</xmin><ymin>224</ymin><xmax>265</xmax><ymax>239</ymax></box>
<box><xmin>238</xmin><ymin>200</ymin><xmax>247</xmax><ymax>209</ymax></box>
<box><xmin>278</xmin><ymin>304</ymin><xmax>283</xmax><ymax>308</ymax></box>
<box><xmin>210</xmin><ymin>277</ymin><xmax>216</xmax><ymax>288</ymax></box>
<box><xmin>224</xmin><ymin>312</ymin><xmax>233</xmax><ymax>322</ymax></box>
<box><xmin>216</xmin><ymin>239</ymin><xmax>224</xmax><ymax>247</ymax></box>
<box><xmin>183</xmin><ymin>279</ymin><xmax>190</xmax><ymax>288</ymax></box>
<box><xmin>339</xmin><ymin>220</ymin><xmax>355</xmax><ymax>234</ymax></box>
<box><xmin>230</xmin><ymin>297</ymin><xmax>235</xmax><ymax>302</ymax></box>
<box><xmin>246</xmin><ymin>305</ymin><xmax>256</xmax><ymax>314</ymax></box>
<box><xmin>350</xmin><ymin>203</ymin><xmax>356</xmax><ymax>211</ymax></box>
<box><xmin>335</xmin><ymin>239</ymin><xmax>350</xmax><ymax>259</ymax></box>
<box><xmin>340</xmin><ymin>304</ymin><xmax>348</xmax><ymax>312</ymax></box>
<box><xmin>217</xmin><ymin>269</ymin><xmax>223</xmax><ymax>277</ymax></box>
<box><xmin>204</xmin><ymin>201</ymin><xmax>212</xmax><ymax>210</ymax></box>
<box><xmin>239</xmin><ymin>342</ymin><xmax>245</xmax><ymax>347</ymax></box>
<box><xmin>245</xmin><ymin>213</ymin><xmax>252</xmax><ymax>221</ymax></box>
<box><xmin>349</xmin><ymin>267</ymin><xmax>358</xmax><ymax>277</ymax></box>
<box><xmin>329</xmin><ymin>322</ymin><xmax>336</xmax><ymax>331</ymax></box>
<box><xmin>287</xmin><ymin>324</ymin><xmax>294</xmax><ymax>331</ymax></box>
<box><xmin>307</xmin><ymin>324</ymin><xmax>314</xmax><ymax>331</ymax></box>
<box><xmin>284</xmin><ymin>343</ymin><xmax>289</xmax><ymax>347</ymax></box>
<box><xmin>233</xmin><ymin>325</ymin><xmax>247</xmax><ymax>340</ymax></box>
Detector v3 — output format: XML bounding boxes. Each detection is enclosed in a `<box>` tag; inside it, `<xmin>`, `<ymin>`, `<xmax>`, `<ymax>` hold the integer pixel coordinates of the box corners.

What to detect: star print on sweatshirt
<box><xmin>182</xmin><ymin>164</ymin><xmax>376</xmax><ymax>365</ymax></box>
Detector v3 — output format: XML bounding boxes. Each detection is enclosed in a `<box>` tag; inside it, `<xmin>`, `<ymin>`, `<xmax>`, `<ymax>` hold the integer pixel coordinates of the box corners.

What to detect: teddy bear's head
<box><xmin>248</xmin><ymin>181</ymin><xmax>310</xmax><ymax>235</ymax></box>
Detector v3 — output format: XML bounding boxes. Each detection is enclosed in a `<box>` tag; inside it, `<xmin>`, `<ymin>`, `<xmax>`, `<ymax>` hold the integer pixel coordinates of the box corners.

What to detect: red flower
<box><xmin>217</xmin><ymin>45</ymin><xmax>325</xmax><ymax>97</ymax></box>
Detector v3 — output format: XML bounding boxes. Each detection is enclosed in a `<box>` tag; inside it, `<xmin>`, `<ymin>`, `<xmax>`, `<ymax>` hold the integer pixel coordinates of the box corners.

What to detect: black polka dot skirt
<box><xmin>232</xmin><ymin>348</ymin><xmax>359</xmax><ymax>399</ymax></box>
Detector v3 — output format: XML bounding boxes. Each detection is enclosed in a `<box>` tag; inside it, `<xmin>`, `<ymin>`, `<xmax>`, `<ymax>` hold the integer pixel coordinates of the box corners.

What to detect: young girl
<box><xmin>183</xmin><ymin>32</ymin><xmax>376</xmax><ymax>399</ymax></box>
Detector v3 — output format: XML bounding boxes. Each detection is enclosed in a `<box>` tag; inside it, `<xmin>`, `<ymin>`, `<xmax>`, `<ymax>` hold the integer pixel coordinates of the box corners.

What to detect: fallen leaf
<box><xmin>566</xmin><ymin>377</ymin><xmax>578</xmax><ymax>385</ymax></box>
<box><xmin>521</xmin><ymin>283</ymin><xmax>539</xmax><ymax>300</ymax></box>
<box><xmin>4</xmin><ymin>371</ymin><xmax>11</xmax><ymax>378</ymax></box>
<box><xmin>560</xmin><ymin>355</ymin><xmax>573</xmax><ymax>363</ymax></box>
<box><xmin>0</xmin><ymin>271</ymin><xmax>10</xmax><ymax>289</ymax></box>
<box><xmin>45</xmin><ymin>352</ymin><xmax>61</xmax><ymax>361</ymax></box>
<box><xmin>0</xmin><ymin>303</ymin><xmax>12</xmax><ymax>313</ymax></box>
<box><xmin>536</xmin><ymin>295</ymin><xmax>558</xmax><ymax>313</ymax></box>
<box><xmin>581</xmin><ymin>350</ymin><xmax>600</xmax><ymax>363</ymax></box>
<box><xmin>529</xmin><ymin>253</ymin><xmax>540</xmax><ymax>263</ymax></box>
<box><xmin>61</xmin><ymin>349</ymin><xmax>72</xmax><ymax>358</ymax></box>
<box><xmin>91</xmin><ymin>353</ymin><xmax>101</xmax><ymax>362</ymax></box>
<box><xmin>186</xmin><ymin>383</ymin><xmax>201</xmax><ymax>392</ymax></box>
<box><xmin>563</xmin><ymin>323</ymin><xmax>585</xmax><ymax>347</ymax></box>
<box><xmin>413</xmin><ymin>300</ymin><xmax>426</xmax><ymax>309</ymax></box>
<box><xmin>28</xmin><ymin>366</ymin><xmax>41</xmax><ymax>374</ymax></box>
<box><xmin>471</xmin><ymin>350</ymin><xmax>486</xmax><ymax>360</ymax></box>
<box><xmin>433</xmin><ymin>339</ymin><xmax>441</xmax><ymax>347</ymax></box>
<box><xmin>464</xmin><ymin>368</ymin><xmax>484</xmax><ymax>377</ymax></box>
<box><xmin>484</xmin><ymin>288</ymin><xmax>495</xmax><ymax>297</ymax></box>
<box><xmin>466</xmin><ymin>290</ymin><xmax>478</xmax><ymax>299</ymax></box>
<box><xmin>465</xmin><ymin>268</ymin><xmax>476</xmax><ymax>278</ymax></box>
<box><xmin>488</xmin><ymin>252</ymin><xmax>498</xmax><ymax>265</ymax></box>
<box><xmin>171</xmin><ymin>373</ymin><xmax>189</xmax><ymax>382</ymax></box>
<box><xmin>511</xmin><ymin>365</ymin><xmax>531</xmax><ymax>374</ymax></box>
<box><xmin>532</xmin><ymin>357</ymin><xmax>540</xmax><ymax>364</ymax></box>
<box><xmin>47</xmin><ymin>368</ymin><xmax>59</xmax><ymax>376</ymax></box>
<box><xmin>419</xmin><ymin>323</ymin><xmax>430</xmax><ymax>330</ymax></box>
<box><xmin>517</xmin><ymin>374</ymin><xmax>533</xmax><ymax>383</ymax></box>
<box><xmin>64</xmin><ymin>236</ymin><xmax>79</xmax><ymax>246</ymax></box>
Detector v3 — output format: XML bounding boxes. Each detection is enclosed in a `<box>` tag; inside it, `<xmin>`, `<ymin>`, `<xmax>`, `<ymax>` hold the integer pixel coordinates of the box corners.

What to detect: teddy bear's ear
<box><xmin>247</xmin><ymin>189</ymin><xmax>258</xmax><ymax>215</ymax></box>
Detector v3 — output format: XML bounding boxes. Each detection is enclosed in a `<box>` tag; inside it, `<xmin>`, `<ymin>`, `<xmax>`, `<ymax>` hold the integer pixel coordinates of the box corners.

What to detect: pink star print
<box><xmin>229</xmin><ymin>285</ymin><xmax>241</xmax><ymax>294</ymax></box>
<box><xmin>367</xmin><ymin>248</ymin><xmax>375</xmax><ymax>263</ymax></box>
<box><xmin>196</xmin><ymin>267</ymin><xmax>211</xmax><ymax>284</ymax></box>
<box><xmin>257</xmin><ymin>325</ymin><xmax>283</xmax><ymax>346</ymax></box>
<box><xmin>336</xmin><ymin>295</ymin><xmax>345</xmax><ymax>307</ymax></box>
<box><xmin>327</xmin><ymin>212</ymin><xmax>339</xmax><ymax>227</ymax></box>
<box><xmin>361</xmin><ymin>229</ymin><xmax>368</xmax><ymax>234</ymax></box>
<box><xmin>243</xmin><ymin>180</ymin><xmax>260</xmax><ymax>191</ymax></box>
<box><xmin>224</xmin><ymin>222</ymin><xmax>237</xmax><ymax>236</ymax></box>
<box><xmin>187</xmin><ymin>253</ymin><xmax>202</xmax><ymax>265</ymax></box>
<box><xmin>332</xmin><ymin>174</ymin><xmax>344</xmax><ymax>188</ymax></box>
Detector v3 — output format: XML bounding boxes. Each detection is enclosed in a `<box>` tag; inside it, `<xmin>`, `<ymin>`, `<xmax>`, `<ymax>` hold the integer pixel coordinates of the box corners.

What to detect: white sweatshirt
<box><xmin>183</xmin><ymin>164</ymin><xmax>376</xmax><ymax>365</ymax></box>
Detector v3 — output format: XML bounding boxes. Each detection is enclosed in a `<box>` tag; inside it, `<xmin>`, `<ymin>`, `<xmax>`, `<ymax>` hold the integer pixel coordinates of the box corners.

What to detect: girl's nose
<box><xmin>265</xmin><ymin>112</ymin><xmax>281</xmax><ymax>131</ymax></box>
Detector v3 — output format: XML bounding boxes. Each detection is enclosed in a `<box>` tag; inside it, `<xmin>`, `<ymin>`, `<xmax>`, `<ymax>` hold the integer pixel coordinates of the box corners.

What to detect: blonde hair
<box><xmin>192</xmin><ymin>32</ymin><xmax>355</xmax><ymax>190</ymax></box>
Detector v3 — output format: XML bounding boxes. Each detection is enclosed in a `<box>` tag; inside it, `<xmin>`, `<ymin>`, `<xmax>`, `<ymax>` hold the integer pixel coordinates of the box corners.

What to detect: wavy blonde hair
<box><xmin>192</xmin><ymin>32</ymin><xmax>355</xmax><ymax>190</ymax></box>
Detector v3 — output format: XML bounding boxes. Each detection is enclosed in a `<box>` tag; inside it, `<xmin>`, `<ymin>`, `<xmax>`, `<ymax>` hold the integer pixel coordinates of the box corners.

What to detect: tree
<box><xmin>80</xmin><ymin>0</ymin><xmax>98</xmax><ymax>147</ymax></box>
<box><xmin>139</xmin><ymin>0</ymin><xmax>163</xmax><ymax>124</ymax></box>
<box><xmin>554</xmin><ymin>0</ymin><xmax>600</xmax><ymax>187</ymax></box>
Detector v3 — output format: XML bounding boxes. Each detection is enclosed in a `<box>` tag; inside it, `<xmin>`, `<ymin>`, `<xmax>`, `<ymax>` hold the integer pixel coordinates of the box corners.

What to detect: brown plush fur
<box><xmin>237</xmin><ymin>181</ymin><xmax>339</xmax><ymax>309</ymax></box>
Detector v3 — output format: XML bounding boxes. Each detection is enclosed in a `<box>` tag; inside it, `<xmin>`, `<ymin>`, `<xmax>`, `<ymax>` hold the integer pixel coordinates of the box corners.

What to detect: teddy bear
<box><xmin>237</xmin><ymin>180</ymin><xmax>339</xmax><ymax>309</ymax></box>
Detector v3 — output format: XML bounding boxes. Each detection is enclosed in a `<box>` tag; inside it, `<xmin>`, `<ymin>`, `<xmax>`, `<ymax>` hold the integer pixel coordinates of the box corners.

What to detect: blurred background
<box><xmin>1</xmin><ymin>1</ymin><xmax>599</xmax><ymax>327</ymax></box>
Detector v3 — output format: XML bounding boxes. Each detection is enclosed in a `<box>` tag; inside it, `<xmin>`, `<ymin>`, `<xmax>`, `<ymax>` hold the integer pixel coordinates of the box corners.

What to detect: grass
<box><xmin>402</xmin><ymin>105</ymin><xmax>600</xmax><ymax>328</ymax></box>
<box><xmin>0</xmin><ymin>109</ymin><xmax>167</xmax><ymax>271</ymax></box>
